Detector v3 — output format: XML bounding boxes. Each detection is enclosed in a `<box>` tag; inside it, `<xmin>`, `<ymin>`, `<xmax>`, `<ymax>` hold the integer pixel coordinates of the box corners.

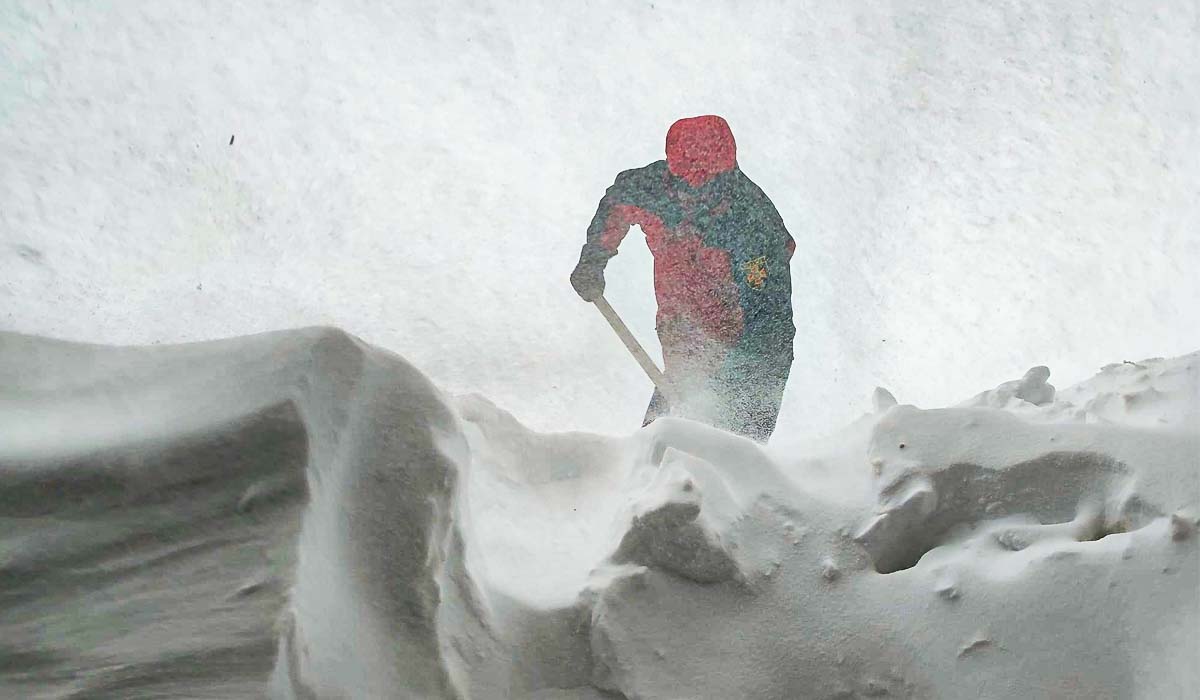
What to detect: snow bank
<box><xmin>1</xmin><ymin>330</ymin><xmax>1196</xmax><ymax>698</ymax></box>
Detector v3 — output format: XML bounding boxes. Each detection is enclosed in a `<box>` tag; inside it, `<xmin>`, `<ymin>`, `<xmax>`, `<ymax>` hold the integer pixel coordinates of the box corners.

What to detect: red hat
<box><xmin>665</xmin><ymin>115</ymin><xmax>737</xmax><ymax>187</ymax></box>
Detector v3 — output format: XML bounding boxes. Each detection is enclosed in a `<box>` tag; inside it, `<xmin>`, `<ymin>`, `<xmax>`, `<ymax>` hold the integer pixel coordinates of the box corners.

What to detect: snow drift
<box><xmin>1</xmin><ymin>328</ymin><xmax>1196</xmax><ymax>699</ymax></box>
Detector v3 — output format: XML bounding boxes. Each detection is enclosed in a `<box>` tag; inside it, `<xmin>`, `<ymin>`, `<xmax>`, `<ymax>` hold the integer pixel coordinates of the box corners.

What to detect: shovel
<box><xmin>592</xmin><ymin>295</ymin><xmax>678</xmax><ymax>405</ymax></box>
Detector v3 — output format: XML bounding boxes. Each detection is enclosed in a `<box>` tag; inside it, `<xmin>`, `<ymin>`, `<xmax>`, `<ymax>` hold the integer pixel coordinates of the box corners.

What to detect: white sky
<box><xmin>2</xmin><ymin>0</ymin><xmax>1197</xmax><ymax>442</ymax></box>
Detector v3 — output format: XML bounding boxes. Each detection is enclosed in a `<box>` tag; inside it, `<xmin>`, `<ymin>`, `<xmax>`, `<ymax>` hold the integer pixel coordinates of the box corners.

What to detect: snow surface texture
<box><xmin>2</xmin><ymin>329</ymin><xmax>1196</xmax><ymax>698</ymax></box>
<box><xmin>3</xmin><ymin>0</ymin><xmax>1199</xmax><ymax>445</ymax></box>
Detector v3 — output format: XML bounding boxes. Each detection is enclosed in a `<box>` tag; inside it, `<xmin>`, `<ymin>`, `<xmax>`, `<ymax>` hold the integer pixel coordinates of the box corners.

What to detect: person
<box><xmin>570</xmin><ymin>115</ymin><xmax>795</xmax><ymax>442</ymax></box>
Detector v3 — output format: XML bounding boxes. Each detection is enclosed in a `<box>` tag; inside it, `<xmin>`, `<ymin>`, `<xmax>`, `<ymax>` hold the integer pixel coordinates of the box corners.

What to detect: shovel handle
<box><xmin>592</xmin><ymin>296</ymin><xmax>676</xmax><ymax>402</ymax></box>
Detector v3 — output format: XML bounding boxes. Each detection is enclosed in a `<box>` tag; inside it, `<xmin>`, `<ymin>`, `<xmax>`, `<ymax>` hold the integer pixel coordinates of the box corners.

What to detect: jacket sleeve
<box><xmin>574</xmin><ymin>169</ymin><xmax>651</xmax><ymax>276</ymax></box>
<box><xmin>750</xmin><ymin>181</ymin><xmax>794</xmax><ymax>260</ymax></box>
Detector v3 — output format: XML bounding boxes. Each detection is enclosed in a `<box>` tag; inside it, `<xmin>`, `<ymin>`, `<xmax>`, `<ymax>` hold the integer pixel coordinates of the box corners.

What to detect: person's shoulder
<box><xmin>729</xmin><ymin>167</ymin><xmax>766</xmax><ymax>195</ymax></box>
<box><xmin>735</xmin><ymin>169</ymin><xmax>786</xmax><ymax>212</ymax></box>
<box><xmin>614</xmin><ymin>160</ymin><xmax>667</xmax><ymax>182</ymax></box>
<box><xmin>728</xmin><ymin>168</ymin><xmax>786</xmax><ymax>225</ymax></box>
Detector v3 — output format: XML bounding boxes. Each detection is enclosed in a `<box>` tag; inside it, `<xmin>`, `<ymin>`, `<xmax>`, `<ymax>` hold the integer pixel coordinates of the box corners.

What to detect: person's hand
<box><xmin>570</xmin><ymin>264</ymin><xmax>605</xmax><ymax>302</ymax></box>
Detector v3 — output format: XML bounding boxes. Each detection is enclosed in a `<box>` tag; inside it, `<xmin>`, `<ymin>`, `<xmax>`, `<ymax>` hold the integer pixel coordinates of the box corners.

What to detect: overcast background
<box><xmin>3</xmin><ymin>0</ymin><xmax>1197</xmax><ymax>442</ymax></box>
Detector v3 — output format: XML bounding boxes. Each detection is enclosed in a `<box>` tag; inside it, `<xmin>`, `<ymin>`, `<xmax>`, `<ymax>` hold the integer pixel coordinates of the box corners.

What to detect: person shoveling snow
<box><xmin>571</xmin><ymin>115</ymin><xmax>796</xmax><ymax>441</ymax></box>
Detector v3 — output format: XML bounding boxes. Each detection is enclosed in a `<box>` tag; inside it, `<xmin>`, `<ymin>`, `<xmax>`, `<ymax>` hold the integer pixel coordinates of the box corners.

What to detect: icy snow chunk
<box><xmin>872</xmin><ymin>386</ymin><xmax>898</xmax><ymax>412</ymax></box>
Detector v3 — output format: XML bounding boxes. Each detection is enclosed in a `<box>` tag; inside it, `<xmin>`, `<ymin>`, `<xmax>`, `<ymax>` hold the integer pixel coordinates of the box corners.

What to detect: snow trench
<box><xmin>0</xmin><ymin>329</ymin><xmax>1196</xmax><ymax>699</ymax></box>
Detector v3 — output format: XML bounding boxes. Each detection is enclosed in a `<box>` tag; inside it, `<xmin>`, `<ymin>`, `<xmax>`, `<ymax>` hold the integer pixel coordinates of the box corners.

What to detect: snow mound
<box><xmin>1</xmin><ymin>332</ymin><xmax>1196</xmax><ymax>699</ymax></box>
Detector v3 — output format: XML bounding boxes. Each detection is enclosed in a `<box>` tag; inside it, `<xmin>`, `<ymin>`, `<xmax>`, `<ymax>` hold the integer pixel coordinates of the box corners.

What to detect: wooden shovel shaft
<box><xmin>592</xmin><ymin>296</ymin><xmax>676</xmax><ymax>402</ymax></box>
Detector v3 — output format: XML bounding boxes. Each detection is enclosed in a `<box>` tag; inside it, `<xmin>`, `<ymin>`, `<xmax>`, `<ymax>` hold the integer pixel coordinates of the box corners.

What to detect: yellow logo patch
<box><xmin>743</xmin><ymin>256</ymin><xmax>768</xmax><ymax>289</ymax></box>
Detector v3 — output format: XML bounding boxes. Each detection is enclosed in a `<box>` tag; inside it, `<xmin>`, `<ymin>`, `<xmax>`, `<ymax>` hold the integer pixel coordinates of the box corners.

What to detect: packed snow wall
<box><xmin>2</xmin><ymin>328</ymin><xmax>1196</xmax><ymax>698</ymax></box>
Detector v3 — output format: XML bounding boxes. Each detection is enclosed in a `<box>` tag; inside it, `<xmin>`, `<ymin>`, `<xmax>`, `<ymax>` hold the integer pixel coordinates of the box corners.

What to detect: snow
<box><xmin>3</xmin><ymin>0</ymin><xmax>1199</xmax><ymax>444</ymax></box>
<box><xmin>3</xmin><ymin>2</ymin><xmax>1200</xmax><ymax>697</ymax></box>
<box><xmin>2</xmin><ymin>329</ymin><xmax>1196</xmax><ymax>697</ymax></box>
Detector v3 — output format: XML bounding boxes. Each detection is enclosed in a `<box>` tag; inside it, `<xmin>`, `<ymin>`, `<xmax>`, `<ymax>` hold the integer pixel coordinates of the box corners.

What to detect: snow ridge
<box><xmin>1</xmin><ymin>332</ymin><xmax>1195</xmax><ymax>698</ymax></box>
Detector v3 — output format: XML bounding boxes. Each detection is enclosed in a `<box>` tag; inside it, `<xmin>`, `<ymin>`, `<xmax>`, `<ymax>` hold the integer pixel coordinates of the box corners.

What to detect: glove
<box><xmin>570</xmin><ymin>263</ymin><xmax>605</xmax><ymax>302</ymax></box>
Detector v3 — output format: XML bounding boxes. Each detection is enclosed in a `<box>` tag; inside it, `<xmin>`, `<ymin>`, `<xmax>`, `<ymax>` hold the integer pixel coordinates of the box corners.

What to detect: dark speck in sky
<box><xmin>14</xmin><ymin>243</ymin><xmax>44</xmax><ymax>265</ymax></box>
